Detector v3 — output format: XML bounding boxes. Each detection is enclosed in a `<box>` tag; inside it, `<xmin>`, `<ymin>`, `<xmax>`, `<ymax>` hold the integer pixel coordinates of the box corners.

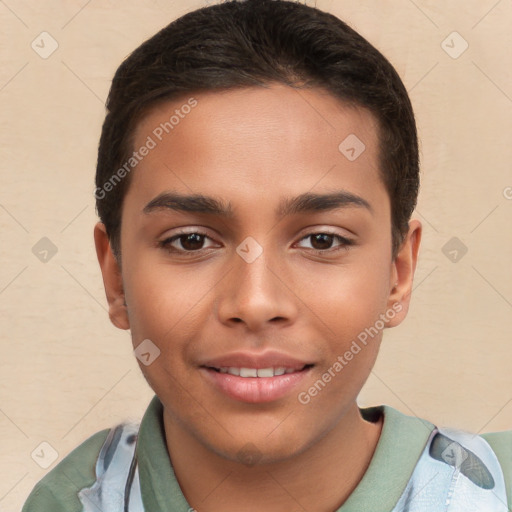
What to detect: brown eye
<box><xmin>177</xmin><ymin>233</ymin><xmax>206</xmax><ymax>251</ymax></box>
<box><xmin>297</xmin><ymin>232</ymin><xmax>354</xmax><ymax>254</ymax></box>
<box><xmin>309</xmin><ymin>233</ymin><xmax>335</xmax><ymax>250</ymax></box>
<box><xmin>159</xmin><ymin>231</ymin><xmax>216</xmax><ymax>254</ymax></box>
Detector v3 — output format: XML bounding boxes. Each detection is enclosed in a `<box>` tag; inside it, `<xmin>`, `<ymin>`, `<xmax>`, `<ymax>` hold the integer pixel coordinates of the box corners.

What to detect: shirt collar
<box><xmin>136</xmin><ymin>394</ymin><xmax>434</xmax><ymax>511</ymax></box>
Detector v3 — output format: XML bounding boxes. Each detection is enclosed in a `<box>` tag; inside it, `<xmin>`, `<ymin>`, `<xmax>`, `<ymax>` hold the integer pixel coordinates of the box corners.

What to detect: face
<box><xmin>95</xmin><ymin>83</ymin><xmax>420</xmax><ymax>464</ymax></box>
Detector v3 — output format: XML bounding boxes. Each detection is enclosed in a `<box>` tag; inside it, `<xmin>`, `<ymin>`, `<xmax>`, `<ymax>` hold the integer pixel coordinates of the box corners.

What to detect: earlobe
<box><xmin>386</xmin><ymin>219</ymin><xmax>422</xmax><ymax>328</ymax></box>
<box><xmin>93</xmin><ymin>222</ymin><xmax>130</xmax><ymax>330</ymax></box>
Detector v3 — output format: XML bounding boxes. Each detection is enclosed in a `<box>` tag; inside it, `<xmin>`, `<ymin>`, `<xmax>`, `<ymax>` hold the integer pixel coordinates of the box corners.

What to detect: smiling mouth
<box><xmin>201</xmin><ymin>363</ymin><xmax>315</xmax><ymax>403</ymax></box>
<box><xmin>205</xmin><ymin>364</ymin><xmax>314</xmax><ymax>378</ymax></box>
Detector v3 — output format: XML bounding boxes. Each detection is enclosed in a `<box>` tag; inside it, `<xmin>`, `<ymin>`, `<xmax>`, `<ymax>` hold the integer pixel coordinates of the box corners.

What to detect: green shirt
<box><xmin>22</xmin><ymin>394</ymin><xmax>512</xmax><ymax>511</ymax></box>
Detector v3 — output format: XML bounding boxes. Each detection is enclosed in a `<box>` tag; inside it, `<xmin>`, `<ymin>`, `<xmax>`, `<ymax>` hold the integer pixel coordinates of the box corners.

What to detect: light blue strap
<box><xmin>77</xmin><ymin>422</ymin><xmax>145</xmax><ymax>512</ymax></box>
<box><xmin>392</xmin><ymin>427</ymin><xmax>508</xmax><ymax>511</ymax></box>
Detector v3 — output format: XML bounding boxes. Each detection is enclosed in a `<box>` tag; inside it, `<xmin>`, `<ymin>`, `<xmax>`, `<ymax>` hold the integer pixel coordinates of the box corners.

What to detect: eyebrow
<box><xmin>143</xmin><ymin>190</ymin><xmax>373</xmax><ymax>218</ymax></box>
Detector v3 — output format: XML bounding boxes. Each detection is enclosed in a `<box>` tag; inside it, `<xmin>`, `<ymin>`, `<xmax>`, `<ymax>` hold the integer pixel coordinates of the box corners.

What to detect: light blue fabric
<box><xmin>78</xmin><ymin>421</ymin><xmax>507</xmax><ymax>512</ymax></box>
<box><xmin>77</xmin><ymin>422</ymin><xmax>144</xmax><ymax>512</ymax></box>
<box><xmin>392</xmin><ymin>427</ymin><xmax>508</xmax><ymax>511</ymax></box>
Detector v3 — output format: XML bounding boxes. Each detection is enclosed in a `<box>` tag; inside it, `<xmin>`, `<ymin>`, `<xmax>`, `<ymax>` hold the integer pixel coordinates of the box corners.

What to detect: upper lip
<box><xmin>200</xmin><ymin>350</ymin><xmax>314</xmax><ymax>370</ymax></box>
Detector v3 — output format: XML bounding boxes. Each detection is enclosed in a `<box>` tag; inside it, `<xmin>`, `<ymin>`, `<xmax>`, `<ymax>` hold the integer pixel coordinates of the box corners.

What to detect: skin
<box><xmin>94</xmin><ymin>83</ymin><xmax>421</xmax><ymax>512</ymax></box>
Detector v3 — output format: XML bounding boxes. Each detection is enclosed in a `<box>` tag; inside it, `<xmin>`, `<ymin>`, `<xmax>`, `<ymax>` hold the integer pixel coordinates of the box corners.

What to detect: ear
<box><xmin>385</xmin><ymin>219</ymin><xmax>422</xmax><ymax>327</ymax></box>
<box><xmin>94</xmin><ymin>222</ymin><xmax>130</xmax><ymax>330</ymax></box>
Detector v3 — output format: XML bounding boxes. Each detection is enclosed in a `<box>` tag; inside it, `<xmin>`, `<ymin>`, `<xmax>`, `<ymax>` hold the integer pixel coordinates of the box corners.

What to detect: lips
<box><xmin>199</xmin><ymin>350</ymin><xmax>314</xmax><ymax>403</ymax></box>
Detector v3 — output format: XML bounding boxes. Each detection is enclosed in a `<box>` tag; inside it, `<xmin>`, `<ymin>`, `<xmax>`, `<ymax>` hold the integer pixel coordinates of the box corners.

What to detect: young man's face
<box><xmin>95</xmin><ymin>84</ymin><xmax>420</xmax><ymax>463</ymax></box>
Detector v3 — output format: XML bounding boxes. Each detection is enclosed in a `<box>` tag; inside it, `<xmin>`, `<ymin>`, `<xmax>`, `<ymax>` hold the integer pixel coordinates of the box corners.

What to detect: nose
<box><xmin>215</xmin><ymin>243</ymin><xmax>299</xmax><ymax>333</ymax></box>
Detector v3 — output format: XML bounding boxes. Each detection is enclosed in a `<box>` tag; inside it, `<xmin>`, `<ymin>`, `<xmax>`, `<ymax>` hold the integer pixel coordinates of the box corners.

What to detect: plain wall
<box><xmin>1</xmin><ymin>1</ymin><xmax>511</xmax><ymax>510</ymax></box>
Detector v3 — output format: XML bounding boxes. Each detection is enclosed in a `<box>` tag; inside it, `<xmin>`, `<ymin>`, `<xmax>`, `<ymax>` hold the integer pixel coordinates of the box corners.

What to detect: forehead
<box><xmin>126</xmin><ymin>84</ymin><xmax>387</xmax><ymax>218</ymax></box>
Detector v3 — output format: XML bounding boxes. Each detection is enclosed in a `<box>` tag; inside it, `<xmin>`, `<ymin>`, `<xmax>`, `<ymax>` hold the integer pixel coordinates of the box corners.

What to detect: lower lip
<box><xmin>200</xmin><ymin>367</ymin><xmax>312</xmax><ymax>403</ymax></box>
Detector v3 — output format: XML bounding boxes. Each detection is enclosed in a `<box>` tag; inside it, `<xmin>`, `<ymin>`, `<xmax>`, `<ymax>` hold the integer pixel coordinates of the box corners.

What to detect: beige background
<box><xmin>1</xmin><ymin>0</ymin><xmax>511</xmax><ymax>509</ymax></box>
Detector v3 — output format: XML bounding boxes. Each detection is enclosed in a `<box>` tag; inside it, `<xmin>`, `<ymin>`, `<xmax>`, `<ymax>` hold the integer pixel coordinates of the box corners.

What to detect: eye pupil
<box><xmin>181</xmin><ymin>233</ymin><xmax>204</xmax><ymax>250</ymax></box>
<box><xmin>310</xmin><ymin>233</ymin><xmax>333</xmax><ymax>250</ymax></box>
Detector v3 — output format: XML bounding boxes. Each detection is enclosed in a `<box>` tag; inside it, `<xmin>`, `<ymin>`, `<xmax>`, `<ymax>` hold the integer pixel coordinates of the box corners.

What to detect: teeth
<box><xmin>217</xmin><ymin>366</ymin><xmax>302</xmax><ymax>377</ymax></box>
<box><xmin>256</xmin><ymin>368</ymin><xmax>274</xmax><ymax>377</ymax></box>
<box><xmin>240</xmin><ymin>368</ymin><xmax>258</xmax><ymax>377</ymax></box>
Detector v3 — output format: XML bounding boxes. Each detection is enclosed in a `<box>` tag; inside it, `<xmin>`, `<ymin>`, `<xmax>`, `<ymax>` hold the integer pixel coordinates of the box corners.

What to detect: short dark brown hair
<box><xmin>95</xmin><ymin>0</ymin><xmax>419</xmax><ymax>259</ymax></box>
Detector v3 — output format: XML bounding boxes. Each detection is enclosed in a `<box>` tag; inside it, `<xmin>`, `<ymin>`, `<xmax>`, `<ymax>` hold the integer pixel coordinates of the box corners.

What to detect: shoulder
<box><xmin>480</xmin><ymin>429</ymin><xmax>512</xmax><ymax>505</ymax></box>
<box><xmin>481</xmin><ymin>428</ymin><xmax>512</xmax><ymax>455</ymax></box>
<box><xmin>22</xmin><ymin>428</ymin><xmax>111</xmax><ymax>512</ymax></box>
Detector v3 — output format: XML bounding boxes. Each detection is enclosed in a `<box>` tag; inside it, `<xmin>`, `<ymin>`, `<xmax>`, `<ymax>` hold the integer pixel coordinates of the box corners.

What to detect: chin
<box><xmin>201</xmin><ymin>425</ymin><xmax>312</xmax><ymax>467</ymax></box>
<box><xmin>220</xmin><ymin>441</ymin><xmax>305</xmax><ymax>467</ymax></box>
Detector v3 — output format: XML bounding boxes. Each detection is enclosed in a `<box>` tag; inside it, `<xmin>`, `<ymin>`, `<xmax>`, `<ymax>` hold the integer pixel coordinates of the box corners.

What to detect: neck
<box><xmin>163</xmin><ymin>404</ymin><xmax>383</xmax><ymax>512</ymax></box>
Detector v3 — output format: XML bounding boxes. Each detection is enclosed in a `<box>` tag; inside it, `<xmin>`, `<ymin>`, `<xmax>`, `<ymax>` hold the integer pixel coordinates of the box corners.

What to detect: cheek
<box><xmin>297</xmin><ymin>255</ymin><xmax>391</xmax><ymax>340</ymax></box>
<box><xmin>123</xmin><ymin>258</ymin><xmax>206</xmax><ymax>338</ymax></box>
<box><xmin>295</xmin><ymin>266</ymin><xmax>388</xmax><ymax>409</ymax></box>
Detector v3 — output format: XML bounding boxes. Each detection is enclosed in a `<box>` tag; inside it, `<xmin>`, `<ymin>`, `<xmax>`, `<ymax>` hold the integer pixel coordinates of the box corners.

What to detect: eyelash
<box><xmin>158</xmin><ymin>230</ymin><xmax>354</xmax><ymax>257</ymax></box>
